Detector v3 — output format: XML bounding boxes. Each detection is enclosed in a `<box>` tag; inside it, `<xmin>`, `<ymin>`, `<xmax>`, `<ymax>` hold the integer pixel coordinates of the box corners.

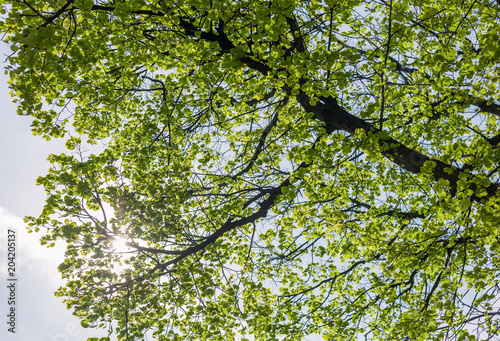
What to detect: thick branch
<box><xmin>171</xmin><ymin>16</ymin><xmax>499</xmax><ymax>201</ymax></box>
<box><xmin>104</xmin><ymin>162</ymin><xmax>308</xmax><ymax>292</ymax></box>
<box><xmin>296</xmin><ymin>94</ymin><xmax>499</xmax><ymax>200</ymax></box>
<box><xmin>39</xmin><ymin>0</ymin><xmax>74</xmax><ymax>28</ymax></box>
<box><xmin>473</xmin><ymin>99</ymin><xmax>500</xmax><ymax>117</ymax></box>
<box><xmin>86</xmin><ymin>6</ymin><xmax>499</xmax><ymax>201</ymax></box>
<box><xmin>488</xmin><ymin>132</ymin><xmax>500</xmax><ymax>147</ymax></box>
<box><xmin>110</xmin><ymin>161</ymin><xmax>307</xmax><ymax>281</ymax></box>
<box><xmin>81</xmin><ymin>5</ymin><xmax>498</xmax><ymax>201</ymax></box>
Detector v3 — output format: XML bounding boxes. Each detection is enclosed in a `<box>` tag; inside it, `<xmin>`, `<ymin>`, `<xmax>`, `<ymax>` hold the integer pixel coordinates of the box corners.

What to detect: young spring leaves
<box><xmin>2</xmin><ymin>0</ymin><xmax>500</xmax><ymax>340</ymax></box>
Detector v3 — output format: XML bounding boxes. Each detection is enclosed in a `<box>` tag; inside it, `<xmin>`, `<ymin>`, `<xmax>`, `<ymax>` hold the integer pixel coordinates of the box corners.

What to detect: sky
<box><xmin>0</xmin><ymin>42</ymin><xmax>110</xmax><ymax>340</ymax></box>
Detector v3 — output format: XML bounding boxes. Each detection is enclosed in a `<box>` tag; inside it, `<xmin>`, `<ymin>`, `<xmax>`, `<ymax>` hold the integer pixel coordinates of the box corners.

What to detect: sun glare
<box><xmin>111</xmin><ymin>236</ymin><xmax>131</xmax><ymax>253</ymax></box>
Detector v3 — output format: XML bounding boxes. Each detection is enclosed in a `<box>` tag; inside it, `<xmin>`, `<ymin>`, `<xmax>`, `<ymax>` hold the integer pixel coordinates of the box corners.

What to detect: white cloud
<box><xmin>0</xmin><ymin>207</ymin><xmax>109</xmax><ymax>341</ymax></box>
<box><xmin>0</xmin><ymin>206</ymin><xmax>66</xmax><ymax>269</ymax></box>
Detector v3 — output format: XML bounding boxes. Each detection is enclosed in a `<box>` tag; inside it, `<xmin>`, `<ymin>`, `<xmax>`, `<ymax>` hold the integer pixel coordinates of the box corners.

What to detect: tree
<box><xmin>2</xmin><ymin>0</ymin><xmax>500</xmax><ymax>339</ymax></box>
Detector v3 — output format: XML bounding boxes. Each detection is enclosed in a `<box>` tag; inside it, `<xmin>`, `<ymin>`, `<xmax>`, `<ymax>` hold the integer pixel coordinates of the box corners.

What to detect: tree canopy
<box><xmin>2</xmin><ymin>0</ymin><xmax>500</xmax><ymax>340</ymax></box>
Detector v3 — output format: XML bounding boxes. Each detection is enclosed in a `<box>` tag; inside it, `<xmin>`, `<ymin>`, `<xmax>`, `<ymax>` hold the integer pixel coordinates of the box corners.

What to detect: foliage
<box><xmin>2</xmin><ymin>0</ymin><xmax>500</xmax><ymax>340</ymax></box>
